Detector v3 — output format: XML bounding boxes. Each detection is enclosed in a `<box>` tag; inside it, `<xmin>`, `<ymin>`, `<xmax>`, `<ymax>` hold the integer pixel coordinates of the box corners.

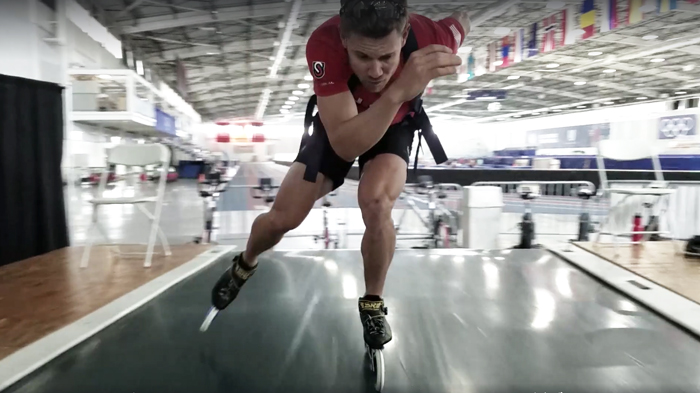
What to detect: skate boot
<box><xmin>359</xmin><ymin>296</ymin><xmax>392</xmax><ymax>349</ymax></box>
<box><xmin>211</xmin><ymin>253</ymin><xmax>257</xmax><ymax>310</ymax></box>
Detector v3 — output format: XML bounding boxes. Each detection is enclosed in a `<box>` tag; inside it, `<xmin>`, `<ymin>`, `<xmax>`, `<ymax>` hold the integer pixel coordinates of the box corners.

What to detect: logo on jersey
<box><xmin>312</xmin><ymin>61</ymin><xmax>326</xmax><ymax>79</ymax></box>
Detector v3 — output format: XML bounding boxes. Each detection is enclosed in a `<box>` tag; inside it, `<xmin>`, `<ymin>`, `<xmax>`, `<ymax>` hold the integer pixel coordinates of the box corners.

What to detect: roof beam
<box><xmin>147</xmin><ymin>37</ymin><xmax>306</xmax><ymax>62</ymax></box>
<box><xmin>115</xmin><ymin>0</ymin><xmax>526</xmax><ymax>34</ymax></box>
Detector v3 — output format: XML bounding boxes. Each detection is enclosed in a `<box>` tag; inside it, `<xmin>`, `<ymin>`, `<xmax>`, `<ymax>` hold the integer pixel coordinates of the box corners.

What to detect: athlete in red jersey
<box><xmin>208</xmin><ymin>0</ymin><xmax>470</xmax><ymax>348</ymax></box>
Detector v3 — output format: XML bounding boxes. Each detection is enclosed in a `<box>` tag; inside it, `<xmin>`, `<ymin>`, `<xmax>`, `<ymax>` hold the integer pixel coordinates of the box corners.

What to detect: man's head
<box><xmin>339</xmin><ymin>0</ymin><xmax>409</xmax><ymax>93</ymax></box>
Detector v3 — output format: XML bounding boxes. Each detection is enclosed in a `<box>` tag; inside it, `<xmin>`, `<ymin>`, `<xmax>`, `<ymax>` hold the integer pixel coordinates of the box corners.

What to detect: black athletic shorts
<box><xmin>294</xmin><ymin>115</ymin><xmax>416</xmax><ymax>191</ymax></box>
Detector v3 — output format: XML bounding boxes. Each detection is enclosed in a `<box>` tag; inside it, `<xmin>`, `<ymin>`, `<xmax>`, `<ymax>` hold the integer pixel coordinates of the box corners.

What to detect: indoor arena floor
<box><xmin>5</xmin><ymin>248</ymin><xmax>700</xmax><ymax>393</ymax></box>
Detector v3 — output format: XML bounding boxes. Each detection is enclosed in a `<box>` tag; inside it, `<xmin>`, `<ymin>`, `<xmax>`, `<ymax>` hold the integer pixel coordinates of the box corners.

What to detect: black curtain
<box><xmin>0</xmin><ymin>74</ymin><xmax>69</xmax><ymax>266</ymax></box>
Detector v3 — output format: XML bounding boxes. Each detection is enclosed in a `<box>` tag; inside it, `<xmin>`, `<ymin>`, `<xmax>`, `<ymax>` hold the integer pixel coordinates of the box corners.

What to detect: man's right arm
<box><xmin>317</xmin><ymin>88</ymin><xmax>403</xmax><ymax>162</ymax></box>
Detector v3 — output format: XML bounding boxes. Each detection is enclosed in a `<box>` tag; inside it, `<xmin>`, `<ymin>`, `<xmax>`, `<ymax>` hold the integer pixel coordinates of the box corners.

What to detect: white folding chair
<box><xmin>81</xmin><ymin>143</ymin><xmax>172</xmax><ymax>268</ymax></box>
<box><xmin>594</xmin><ymin>139</ymin><xmax>675</xmax><ymax>249</ymax></box>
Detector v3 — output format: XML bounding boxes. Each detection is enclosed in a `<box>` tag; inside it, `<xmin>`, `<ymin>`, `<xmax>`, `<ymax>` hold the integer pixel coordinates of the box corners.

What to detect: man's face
<box><xmin>343</xmin><ymin>28</ymin><xmax>407</xmax><ymax>93</ymax></box>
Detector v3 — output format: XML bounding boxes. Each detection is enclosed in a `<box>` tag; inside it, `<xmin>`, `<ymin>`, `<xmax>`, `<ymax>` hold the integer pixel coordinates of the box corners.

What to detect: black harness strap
<box><xmin>301</xmin><ymin>27</ymin><xmax>448</xmax><ymax>182</ymax></box>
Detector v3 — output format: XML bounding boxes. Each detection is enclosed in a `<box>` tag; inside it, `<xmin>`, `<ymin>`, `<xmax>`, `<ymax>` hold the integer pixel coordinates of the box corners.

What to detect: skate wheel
<box><xmin>199</xmin><ymin>306</ymin><xmax>219</xmax><ymax>332</ymax></box>
<box><xmin>372</xmin><ymin>349</ymin><xmax>384</xmax><ymax>392</ymax></box>
<box><xmin>365</xmin><ymin>344</ymin><xmax>384</xmax><ymax>392</ymax></box>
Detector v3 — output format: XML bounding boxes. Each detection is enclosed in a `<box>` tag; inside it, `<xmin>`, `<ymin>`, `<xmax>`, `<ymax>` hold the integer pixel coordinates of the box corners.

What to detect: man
<box><xmin>208</xmin><ymin>0</ymin><xmax>470</xmax><ymax>349</ymax></box>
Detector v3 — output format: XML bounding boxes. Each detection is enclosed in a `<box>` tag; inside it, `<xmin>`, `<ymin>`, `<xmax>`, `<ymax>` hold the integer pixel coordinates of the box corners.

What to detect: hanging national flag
<box><xmin>527</xmin><ymin>23</ymin><xmax>538</xmax><ymax>58</ymax></box>
<box><xmin>467</xmin><ymin>53</ymin><xmax>475</xmax><ymax>79</ymax></box>
<box><xmin>601</xmin><ymin>0</ymin><xmax>619</xmax><ymax>32</ymax></box>
<box><xmin>541</xmin><ymin>14</ymin><xmax>557</xmax><ymax>52</ymax></box>
<box><xmin>564</xmin><ymin>5</ymin><xmax>577</xmax><ymax>45</ymax></box>
<box><xmin>514</xmin><ymin>29</ymin><xmax>524</xmax><ymax>63</ymax></box>
<box><xmin>657</xmin><ymin>0</ymin><xmax>677</xmax><ymax>13</ymax></box>
<box><xmin>628</xmin><ymin>0</ymin><xmax>644</xmax><ymax>24</ymax></box>
<box><xmin>501</xmin><ymin>36</ymin><xmax>511</xmax><ymax>67</ymax></box>
<box><xmin>580</xmin><ymin>0</ymin><xmax>596</xmax><ymax>39</ymax></box>
<box><xmin>488</xmin><ymin>42</ymin><xmax>497</xmax><ymax>72</ymax></box>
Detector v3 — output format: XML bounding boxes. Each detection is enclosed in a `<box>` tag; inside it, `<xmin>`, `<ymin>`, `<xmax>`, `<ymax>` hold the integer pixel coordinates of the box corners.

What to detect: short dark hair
<box><xmin>339</xmin><ymin>0</ymin><xmax>408</xmax><ymax>39</ymax></box>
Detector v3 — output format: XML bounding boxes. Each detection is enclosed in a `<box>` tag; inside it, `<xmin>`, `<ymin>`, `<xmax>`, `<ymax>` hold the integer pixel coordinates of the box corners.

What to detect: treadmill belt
<box><xmin>6</xmin><ymin>249</ymin><xmax>700</xmax><ymax>393</ymax></box>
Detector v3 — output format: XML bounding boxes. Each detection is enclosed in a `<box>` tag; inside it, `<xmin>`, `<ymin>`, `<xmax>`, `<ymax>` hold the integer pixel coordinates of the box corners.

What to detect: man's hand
<box><xmin>387</xmin><ymin>44</ymin><xmax>462</xmax><ymax>104</ymax></box>
<box><xmin>450</xmin><ymin>10</ymin><xmax>471</xmax><ymax>36</ymax></box>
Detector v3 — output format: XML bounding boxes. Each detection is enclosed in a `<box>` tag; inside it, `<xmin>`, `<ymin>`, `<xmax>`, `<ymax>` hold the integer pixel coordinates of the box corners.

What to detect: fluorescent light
<box><xmin>531</xmin><ymin>112</ymin><xmax>541</xmax><ymax>115</ymax></box>
<box><xmin>588</xmin><ymin>51</ymin><xmax>603</xmax><ymax>56</ymax></box>
<box><xmin>574</xmin><ymin>81</ymin><xmax>587</xmax><ymax>85</ymax></box>
<box><xmin>546</xmin><ymin>63</ymin><xmax>560</xmax><ymax>68</ymax></box>
<box><xmin>513</xmin><ymin>115</ymin><xmax>522</xmax><ymax>118</ymax></box>
<box><xmin>642</xmin><ymin>34</ymin><xmax>658</xmax><ymax>40</ymax></box>
<box><xmin>637</xmin><ymin>96</ymin><xmax>648</xmax><ymax>100</ymax></box>
<box><xmin>288</xmin><ymin>96</ymin><xmax>300</xmax><ymax>101</ymax></box>
<box><xmin>571</xmin><ymin>68</ymin><xmax>581</xmax><ymax>72</ymax></box>
<box><xmin>280</xmin><ymin>109</ymin><xmax>289</xmax><ymax>114</ymax></box>
<box><xmin>494</xmin><ymin>27</ymin><xmax>511</xmax><ymax>36</ymax></box>
<box><xmin>304</xmin><ymin>75</ymin><xmax>313</xmax><ymax>81</ymax></box>
<box><xmin>282</xmin><ymin>105</ymin><xmax>291</xmax><ymax>109</ymax></box>
<box><xmin>675</xmin><ymin>91</ymin><xmax>687</xmax><ymax>95</ymax></box>
<box><xmin>604</xmin><ymin>101</ymin><xmax>615</xmax><ymax>105</ymax></box>
<box><xmin>476</xmin><ymin>96</ymin><xmax>497</xmax><ymax>100</ymax></box>
<box><xmin>292</xmin><ymin>90</ymin><xmax>304</xmax><ymax>95</ymax></box>
<box><xmin>650</xmin><ymin>58</ymin><xmax>665</xmax><ymax>63</ymax></box>
<box><xmin>457</xmin><ymin>46</ymin><xmax>473</xmax><ymax>54</ymax></box>
<box><xmin>552</xmin><ymin>109</ymin><xmax>562</xmax><ymax>112</ymax></box>
<box><xmin>576</xmin><ymin>105</ymin><xmax>586</xmax><ymax>108</ymax></box>
<box><xmin>507</xmin><ymin>75</ymin><xmax>521</xmax><ymax>80</ymax></box>
<box><xmin>298</xmin><ymin>83</ymin><xmax>310</xmax><ymax>89</ymax></box>
<box><xmin>207</xmin><ymin>52</ymin><xmax>220</xmax><ymax>55</ymax></box>
<box><xmin>494</xmin><ymin>60</ymin><xmax>504</xmax><ymax>66</ymax></box>
<box><xmin>284</xmin><ymin>101</ymin><xmax>294</xmax><ymax>105</ymax></box>
<box><xmin>603</xmin><ymin>69</ymin><xmax>616</xmax><ymax>73</ymax></box>
<box><xmin>683</xmin><ymin>64</ymin><xmax>695</xmax><ymax>72</ymax></box>
<box><xmin>97</xmin><ymin>74</ymin><xmax>112</xmax><ymax>79</ymax></box>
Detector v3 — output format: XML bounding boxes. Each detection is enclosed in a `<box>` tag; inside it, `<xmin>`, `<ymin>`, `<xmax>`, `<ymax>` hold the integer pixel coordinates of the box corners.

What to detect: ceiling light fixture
<box><xmin>588</xmin><ymin>51</ymin><xmax>603</xmax><ymax>56</ymax></box>
<box><xmin>552</xmin><ymin>109</ymin><xmax>562</xmax><ymax>112</ymax></box>
<box><xmin>304</xmin><ymin>75</ymin><xmax>313</xmax><ymax>81</ymax></box>
<box><xmin>288</xmin><ymin>96</ymin><xmax>300</xmax><ymax>101</ymax></box>
<box><xmin>603</xmin><ymin>69</ymin><xmax>616</xmax><ymax>73</ymax></box>
<box><xmin>282</xmin><ymin>105</ymin><xmax>291</xmax><ymax>109</ymax></box>
<box><xmin>571</xmin><ymin>68</ymin><xmax>582</xmax><ymax>72</ymax></box>
<box><xmin>577</xmin><ymin>105</ymin><xmax>587</xmax><ymax>108</ymax></box>
<box><xmin>676</xmin><ymin>91</ymin><xmax>687</xmax><ymax>95</ymax></box>
<box><xmin>642</xmin><ymin>34</ymin><xmax>658</xmax><ymax>40</ymax></box>
<box><xmin>637</xmin><ymin>96</ymin><xmax>648</xmax><ymax>100</ymax></box>
<box><xmin>507</xmin><ymin>75</ymin><xmax>521</xmax><ymax>80</ymax></box>
<box><xmin>494</xmin><ymin>27</ymin><xmax>511</xmax><ymax>36</ymax></box>
<box><xmin>574</xmin><ymin>81</ymin><xmax>587</xmax><ymax>85</ymax></box>
<box><xmin>285</xmin><ymin>101</ymin><xmax>294</xmax><ymax>105</ymax></box>
<box><xmin>513</xmin><ymin>115</ymin><xmax>522</xmax><ymax>118</ymax></box>
<box><xmin>604</xmin><ymin>101</ymin><xmax>615</xmax><ymax>105</ymax></box>
<box><xmin>546</xmin><ymin>63</ymin><xmax>560</xmax><ymax>68</ymax></box>
<box><xmin>531</xmin><ymin>112</ymin><xmax>541</xmax><ymax>115</ymax></box>
<box><xmin>298</xmin><ymin>83</ymin><xmax>310</xmax><ymax>89</ymax></box>
<box><xmin>280</xmin><ymin>109</ymin><xmax>289</xmax><ymax>114</ymax></box>
<box><xmin>292</xmin><ymin>90</ymin><xmax>304</xmax><ymax>95</ymax></box>
<box><xmin>650</xmin><ymin>58</ymin><xmax>665</xmax><ymax>63</ymax></box>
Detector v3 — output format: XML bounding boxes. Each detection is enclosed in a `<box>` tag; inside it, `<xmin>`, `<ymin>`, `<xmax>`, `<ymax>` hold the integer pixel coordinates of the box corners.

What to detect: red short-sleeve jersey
<box><xmin>305</xmin><ymin>14</ymin><xmax>465</xmax><ymax>125</ymax></box>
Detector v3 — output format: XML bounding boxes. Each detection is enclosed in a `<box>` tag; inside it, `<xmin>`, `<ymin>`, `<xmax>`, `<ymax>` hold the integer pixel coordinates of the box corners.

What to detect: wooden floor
<box><xmin>0</xmin><ymin>244</ymin><xmax>210</xmax><ymax>361</ymax></box>
<box><xmin>576</xmin><ymin>240</ymin><xmax>700</xmax><ymax>305</ymax></box>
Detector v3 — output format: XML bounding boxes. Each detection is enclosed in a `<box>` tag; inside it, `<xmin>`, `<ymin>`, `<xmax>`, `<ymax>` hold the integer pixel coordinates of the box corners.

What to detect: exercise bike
<box><xmin>313</xmin><ymin>191</ymin><xmax>340</xmax><ymax>249</ymax></box>
<box><xmin>250</xmin><ymin>177</ymin><xmax>278</xmax><ymax>204</ymax></box>
<box><xmin>395</xmin><ymin>175</ymin><xmax>460</xmax><ymax>248</ymax></box>
<box><xmin>515</xmin><ymin>184</ymin><xmax>539</xmax><ymax>249</ymax></box>
<box><xmin>194</xmin><ymin>169</ymin><xmax>229</xmax><ymax>244</ymax></box>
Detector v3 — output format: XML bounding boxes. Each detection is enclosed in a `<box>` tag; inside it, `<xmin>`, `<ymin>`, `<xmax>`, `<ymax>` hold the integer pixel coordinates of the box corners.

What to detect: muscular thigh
<box><xmin>272</xmin><ymin>163</ymin><xmax>334</xmax><ymax>220</ymax></box>
<box><xmin>357</xmin><ymin>154</ymin><xmax>407</xmax><ymax>208</ymax></box>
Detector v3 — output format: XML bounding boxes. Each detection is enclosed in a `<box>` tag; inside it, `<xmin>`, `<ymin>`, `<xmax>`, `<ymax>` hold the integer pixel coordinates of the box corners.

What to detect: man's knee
<box><xmin>359</xmin><ymin>192</ymin><xmax>395</xmax><ymax>224</ymax></box>
<box><xmin>267</xmin><ymin>207</ymin><xmax>306</xmax><ymax>233</ymax></box>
